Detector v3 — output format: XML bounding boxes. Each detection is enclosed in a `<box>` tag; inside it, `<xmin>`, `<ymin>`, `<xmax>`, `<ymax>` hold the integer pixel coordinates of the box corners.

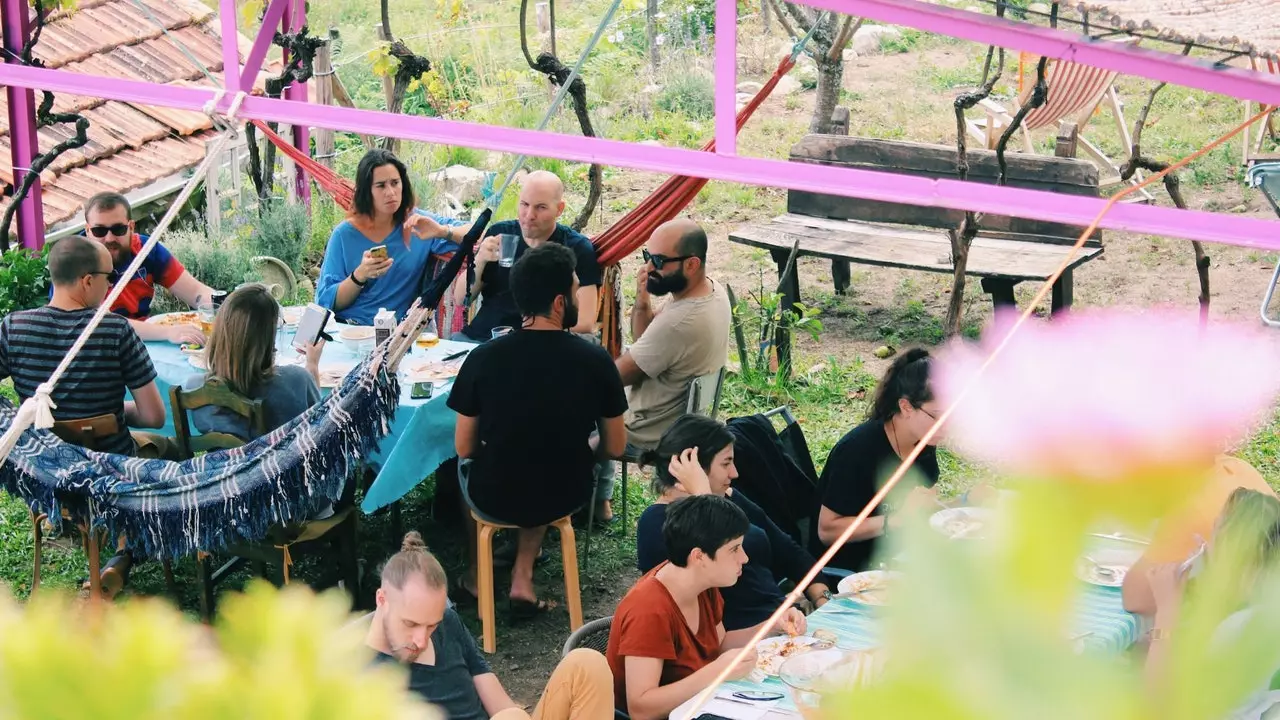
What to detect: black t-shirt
<box><xmin>636</xmin><ymin>490</ymin><xmax>825</xmax><ymax>631</ymax></box>
<box><xmin>446</xmin><ymin>329</ymin><xmax>628</xmax><ymax>526</ymax></box>
<box><xmin>808</xmin><ymin>419</ymin><xmax>939</xmax><ymax>572</ymax></box>
<box><xmin>462</xmin><ymin>220</ymin><xmax>602</xmax><ymax>340</ymax></box>
<box><xmin>371</xmin><ymin>609</ymin><xmax>492</xmax><ymax>720</ymax></box>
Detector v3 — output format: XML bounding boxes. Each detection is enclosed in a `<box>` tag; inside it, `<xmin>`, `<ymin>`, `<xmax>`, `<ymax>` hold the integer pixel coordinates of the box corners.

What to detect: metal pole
<box><xmin>2</xmin><ymin>0</ymin><xmax>44</xmax><ymax>249</ymax></box>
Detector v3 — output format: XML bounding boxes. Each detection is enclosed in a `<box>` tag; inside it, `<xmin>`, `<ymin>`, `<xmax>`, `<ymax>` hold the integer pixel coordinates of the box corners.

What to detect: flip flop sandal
<box><xmin>508</xmin><ymin>597</ymin><xmax>557</xmax><ymax>621</ymax></box>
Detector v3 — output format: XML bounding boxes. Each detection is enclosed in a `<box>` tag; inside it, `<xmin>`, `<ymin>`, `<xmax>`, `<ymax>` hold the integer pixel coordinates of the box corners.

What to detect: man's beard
<box><xmin>108</xmin><ymin>244</ymin><xmax>131</xmax><ymax>269</ymax></box>
<box><xmin>382</xmin><ymin>615</ymin><xmax>422</xmax><ymax>663</ymax></box>
<box><xmin>562</xmin><ymin>296</ymin><xmax>579</xmax><ymax>330</ymax></box>
<box><xmin>646</xmin><ymin>268</ymin><xmax>688</xmax><ymax>297</ymax></box>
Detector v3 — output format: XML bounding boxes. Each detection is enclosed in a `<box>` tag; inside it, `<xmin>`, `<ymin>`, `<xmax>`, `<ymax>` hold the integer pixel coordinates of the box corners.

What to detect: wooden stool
<box><xmin>471</xmin><ymin>511</ymin><xmax>583</xmax><ymax>654</ymax></box>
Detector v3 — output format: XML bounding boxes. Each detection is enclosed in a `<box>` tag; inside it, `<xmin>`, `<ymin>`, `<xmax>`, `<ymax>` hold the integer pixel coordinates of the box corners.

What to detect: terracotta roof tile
<box><xmin>3</xmin><ymin>0</ymin><xmax>289</xmax><ymax>232</ymax></box>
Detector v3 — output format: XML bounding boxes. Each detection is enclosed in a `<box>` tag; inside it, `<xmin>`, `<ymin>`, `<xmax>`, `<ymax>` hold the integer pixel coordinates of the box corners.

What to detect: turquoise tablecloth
<box><xmin>145</xmin><ymin>336</ymin><xmax>469</xmax><ymax>514</ymax></box>
<box><xmin>672</xmin><ymin>580</ymin><xmax>1144</xmax><ymax>719</ymax></box>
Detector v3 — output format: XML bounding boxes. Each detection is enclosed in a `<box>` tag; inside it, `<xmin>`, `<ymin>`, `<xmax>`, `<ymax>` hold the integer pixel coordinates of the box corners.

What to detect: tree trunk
<box><xmin>809</xmin><ymin>57</ymin><xmax>844</xmax><ymax>134</ymax></box>
<box><xmin>646</xmin><ymin>0</ymin><xmax>660</xmax><ymax>69</ymax></box>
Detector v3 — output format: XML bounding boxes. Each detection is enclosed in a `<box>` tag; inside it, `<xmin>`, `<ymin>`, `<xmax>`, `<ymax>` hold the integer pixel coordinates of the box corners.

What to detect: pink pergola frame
<box><xmin>3</xmin><ymin>0</ymin><xmax>1280</xmax><ymax>252</ymax></box>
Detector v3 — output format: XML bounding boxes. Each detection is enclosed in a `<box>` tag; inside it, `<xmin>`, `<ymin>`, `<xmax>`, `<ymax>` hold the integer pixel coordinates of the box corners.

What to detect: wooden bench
<box><xmin>729</xmin><ymin>133</ymin><xmax>1104</xmax><ymax>361</ymax></box>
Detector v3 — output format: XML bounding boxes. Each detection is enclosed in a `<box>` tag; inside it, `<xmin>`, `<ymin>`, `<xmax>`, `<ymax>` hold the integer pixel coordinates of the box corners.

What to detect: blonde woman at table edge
<box><xmin>1145</xmin><ymin>489</ymin><xmax>1280</xmax><ymax>718</ymax></box>
<box><xmin>181</xmin><ymin>284</ymin><xmax>325</xmax><ymax>441</ymax></box>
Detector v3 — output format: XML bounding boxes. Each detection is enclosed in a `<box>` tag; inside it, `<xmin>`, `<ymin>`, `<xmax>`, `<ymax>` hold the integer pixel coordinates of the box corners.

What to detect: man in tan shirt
<box><xmin>594</xmin><ymin>218</ymin><xmax>731</xmax><ymax>522</ymax></box>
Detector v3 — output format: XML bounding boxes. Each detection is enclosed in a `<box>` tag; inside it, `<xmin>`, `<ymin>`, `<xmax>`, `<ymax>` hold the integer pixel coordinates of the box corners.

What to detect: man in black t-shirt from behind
<box><xmin>447</xmin><ymin>243</ymin><xmax>628</xmax><ymax>615</ymax></box>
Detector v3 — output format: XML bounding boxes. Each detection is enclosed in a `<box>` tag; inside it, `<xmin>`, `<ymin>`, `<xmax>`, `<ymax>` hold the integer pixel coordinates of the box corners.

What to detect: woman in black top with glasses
<box><xmin>809</xmin><ymin>348</ymin><xmax>945</xmax><ymax>573</ymax></box>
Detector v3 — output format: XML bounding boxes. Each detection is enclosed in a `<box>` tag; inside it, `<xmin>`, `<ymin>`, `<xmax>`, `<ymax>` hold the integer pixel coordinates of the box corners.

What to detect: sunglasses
<box><xmin>642</xmin><ymin>249</ymin><xmax>694</xmax><ymax>270</ymax></box>
<box><xmin>88</xmin><ymin>224</ymin><xmax>130</xmax><ymax>238</ymax></box>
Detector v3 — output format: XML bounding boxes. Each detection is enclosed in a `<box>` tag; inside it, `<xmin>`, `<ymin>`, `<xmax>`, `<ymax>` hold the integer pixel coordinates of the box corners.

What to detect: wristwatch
<box><xmin>350</xmin><ymin>273</ymin><xmax>367</xmax><ymax>288</ymax></box>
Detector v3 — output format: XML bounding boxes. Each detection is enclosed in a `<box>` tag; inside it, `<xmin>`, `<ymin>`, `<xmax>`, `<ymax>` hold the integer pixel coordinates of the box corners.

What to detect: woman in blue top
<box><xmin>316</xmin><ymin>148</ymin><xmax>467</xmax><ymax>325</ymax></box>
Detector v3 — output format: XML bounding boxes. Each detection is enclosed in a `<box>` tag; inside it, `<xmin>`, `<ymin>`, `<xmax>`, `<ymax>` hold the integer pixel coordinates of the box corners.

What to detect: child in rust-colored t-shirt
<box><xmin>606</xmin><ymin>562</ymin><xmax>725</xmax><ymax>712</ymax></box>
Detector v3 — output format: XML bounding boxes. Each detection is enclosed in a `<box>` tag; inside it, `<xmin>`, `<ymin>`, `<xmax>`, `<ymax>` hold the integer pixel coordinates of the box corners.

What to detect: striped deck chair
<box><xmin>966</xmin><ymin>41</ymin><xmax>1150</xmax><ymax>198</ymax></box>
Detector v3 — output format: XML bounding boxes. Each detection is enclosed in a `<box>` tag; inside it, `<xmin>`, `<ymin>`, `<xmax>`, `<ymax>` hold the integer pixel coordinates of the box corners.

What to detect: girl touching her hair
<box><xmin>635</xmin><ymin>415</ymin><xmax>832</xmax><ymax>646</ymax></box>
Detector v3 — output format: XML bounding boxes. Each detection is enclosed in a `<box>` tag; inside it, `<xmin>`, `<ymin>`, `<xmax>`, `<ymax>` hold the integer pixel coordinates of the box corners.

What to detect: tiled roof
<box><xmin>1066</xmin><ymin>1</ymin><xmax>1280</xmax><ymax>60</ymax></box>
<box><xmin>1</xmin><ymin>0</ymin><xmax>282</xmax><ymax>232</ymax></box>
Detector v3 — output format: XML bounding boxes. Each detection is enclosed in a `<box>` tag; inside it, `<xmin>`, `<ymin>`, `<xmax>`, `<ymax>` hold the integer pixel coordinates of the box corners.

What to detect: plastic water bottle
<box><xmin>374</xmin><ymin>308</ymin><xmax>395</xmax><ymax>348</ymax></box>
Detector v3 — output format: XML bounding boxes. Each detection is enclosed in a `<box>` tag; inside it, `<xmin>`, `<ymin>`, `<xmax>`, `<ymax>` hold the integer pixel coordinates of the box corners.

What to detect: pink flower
<box><xmin>935</xmin><ymin>309</ymin><xmax>1280</xmax><ymax>483</ymax></box>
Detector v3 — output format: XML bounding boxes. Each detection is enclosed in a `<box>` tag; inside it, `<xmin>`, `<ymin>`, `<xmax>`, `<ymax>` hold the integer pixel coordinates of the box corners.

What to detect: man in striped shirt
<box><xmin>0</xmin><ymin>235</ymin><xmax>167</xmax><ymax>457</ymax></box>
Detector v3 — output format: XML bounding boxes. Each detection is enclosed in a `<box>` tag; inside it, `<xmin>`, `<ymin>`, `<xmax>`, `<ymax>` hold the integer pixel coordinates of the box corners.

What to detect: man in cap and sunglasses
<box><xmin>592</xmin><ymin>217</ymin><xmax>731</xmax><ymax>524</ymax></box>
<box><xmin>80</xmin><ymin>191</ymin><xmax>214</xmax><ymax>345</ymax></box>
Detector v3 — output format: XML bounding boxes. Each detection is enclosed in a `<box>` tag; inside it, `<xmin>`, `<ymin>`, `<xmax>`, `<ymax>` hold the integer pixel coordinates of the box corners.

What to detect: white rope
<box><xmin>0</xmin><ymin>129</ymin><xmax>237</xmax><ymax>465</ymax></box>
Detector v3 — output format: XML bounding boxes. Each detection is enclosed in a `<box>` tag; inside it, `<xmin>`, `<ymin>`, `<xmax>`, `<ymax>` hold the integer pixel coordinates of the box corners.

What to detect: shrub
<box><xmin>0</xmin><ymin>246</ymin><xmax>49</xmax><ymax>319</ymax></box>
<box><xmin>656</xmin><ymin>72</ymin><xmax>715</xmax><ymax>120</ymax></box>
<box><xmin>162</xmin><ymin>227</ymin><xmax>255</xmax><ymax>295</ymax></box>
<box><xmin>247</xmin><ymin>201</ymin><xmax>310</xmax><ymax>271</ymax></box>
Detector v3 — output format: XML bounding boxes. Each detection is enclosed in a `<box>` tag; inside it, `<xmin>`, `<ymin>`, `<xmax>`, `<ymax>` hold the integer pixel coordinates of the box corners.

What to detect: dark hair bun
<box><xmin>401</xmin><ymin>531</ymin><xmax>427</xmax><ymax>552</ymax></box>
<box><xmin>638</xmin><ymin>449</ymin><xmax>661</xmax><ymax>467</ymax></box>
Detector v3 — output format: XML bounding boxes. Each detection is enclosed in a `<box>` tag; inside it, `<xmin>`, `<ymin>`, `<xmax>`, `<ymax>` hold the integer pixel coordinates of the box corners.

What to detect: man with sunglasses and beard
<box><xmin>591</xmin><ymin>218</ymin><xmax>731</xmax><ymax>525</ymax></box>
<box><xmin>79</xmin><ymin>192</ymin><xmax>214</xmax><ymax>345</ymax></box>
<box><xmin>447</xmin><ymin>243</ymin><xmax>627</xmax><ymax>615</ymax></box>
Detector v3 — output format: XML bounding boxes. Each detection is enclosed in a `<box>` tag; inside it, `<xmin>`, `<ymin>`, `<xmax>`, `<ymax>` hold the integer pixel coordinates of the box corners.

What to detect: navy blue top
<box><xmin>637</xmin><ymin>490</ymin><xmax>821</xmax><ymax>632</ymax></box>
<box><xmin>460</xmin><ymin>220</ymin><xmax>601</xmax><ymax>340</ymax></box>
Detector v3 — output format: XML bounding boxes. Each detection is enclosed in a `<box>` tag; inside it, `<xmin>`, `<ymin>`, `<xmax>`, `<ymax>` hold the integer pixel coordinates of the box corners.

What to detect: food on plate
<box><xmin>812</xmin><ymin>629</ymin><xmax>838</xmax><ymax>648</ymax></box>
<box><xmin>405</xmin><ymin>360</ymin><xmax>461</xmax><ymax>383</ymax></box>
<box><xmin>150</xmin><ymin>312</ymin><xmax>200</xmax><ymax>327</ymax></box>
<box><xmin>755</xmin><ymin>636</ymin><xmax>819</xmax><ymax>676</ymax></box>
<box><xmin>837</xmin><ymin>571</ymin><xmax>895</xmax><ymax>606</ymax></box>
<box><xmin>179</xmin><ymin>342</ymin><xmax>204</xmax><ymax>353</ymax></box>
<box><xmin>930</xmin><ymin>507</ymin><xmax>994</xmax><ymax>541</ymax></box>
<box><xmin>944</xmin><ymin>515</ymin><xmax>985</xmax><ymax>539</ymax></box>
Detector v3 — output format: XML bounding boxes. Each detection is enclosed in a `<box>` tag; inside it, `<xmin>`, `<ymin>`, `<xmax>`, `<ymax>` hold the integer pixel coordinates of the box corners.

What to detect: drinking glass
<box><xmin>498</xmin><ymin>234</ymin><xmax>520</xmax><ymax>268</ymax></box>
<box><xmin>491</xmin><ymin>326</ymin><xmax>513</xmax><ymax>340</ymax></box>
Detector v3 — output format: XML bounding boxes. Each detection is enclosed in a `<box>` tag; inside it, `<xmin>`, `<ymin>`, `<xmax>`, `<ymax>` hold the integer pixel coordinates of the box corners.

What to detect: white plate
<box><xmin>930</xmin><ymin>506</ymin><xmax>994</xmax><ymax>540</ymax></box>
<box><xmin>1075</xmin><ymin>547</ymin><xmax>1142</xmax><ymax>588</ymax></box>
<box><xmin>754</xmin><ymin>635</ymin><xmax>823</xmax><ymax>676</ymax></box>
<box><xmin>146</xmin><ymin>311</ymin><xmax>201</xmax><ymax>326</ymax></box>
<box><xmin>280</xmin><ymin>306</ymin><xmax>304</xmax><ymax>326</ymax></box>
<box><xmin>187</xmin><ymin>352</ymin><xmax>208</xmax><ymax>371</ymax></box>
<box><xmin>836</xmin><ymin>570</ymin><xmax>900</xmax><ymax>607</ymax></box>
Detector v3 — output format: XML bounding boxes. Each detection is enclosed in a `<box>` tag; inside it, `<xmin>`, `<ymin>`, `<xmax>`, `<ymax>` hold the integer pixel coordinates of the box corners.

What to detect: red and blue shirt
<box><xmin>103</xmin><ymin>233</ymin><xmax>186</xmax><ymax>320</ymax></box>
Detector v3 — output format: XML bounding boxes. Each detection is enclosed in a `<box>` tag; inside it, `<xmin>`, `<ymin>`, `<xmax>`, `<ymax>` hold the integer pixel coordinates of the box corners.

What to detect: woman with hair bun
<box><xmin>809</xmin><ymin>348</ymin><xmax>945</xmax><ymax>573</ymax></box>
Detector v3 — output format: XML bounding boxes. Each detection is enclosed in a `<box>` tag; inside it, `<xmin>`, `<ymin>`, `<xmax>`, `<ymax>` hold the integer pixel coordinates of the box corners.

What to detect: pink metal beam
<box><xmin>714</xmin><ymin>0</ymin><xmax>737</xmax><ymax>156</ymax></box>
<box><xmin>807</xmin><ymin>0</ymin><xmax>1280</xmax><ymax>107</ymax></box>
<box><xmin>237</xmin><ymin>0</ymin><xmax>290</xmax><ymax>91</ymax></box>
<box><xmin>218</xmin><ymin>0</ymin><xmax>240</xmax><ymax>94</ymax></box>
<box><xmin>2</xmin><ymin>0</ymin><xmax>44</xmax><ymax>249</ymax></box>
<box><xmin>3</xmin><ymin>63</ymin><xmax>1275</xmax><ymax>252</ymax></box>
<box><xmin>283</xmin><ymin>0</ymin><xmax>310</xmax><ymax>203</ymax></box>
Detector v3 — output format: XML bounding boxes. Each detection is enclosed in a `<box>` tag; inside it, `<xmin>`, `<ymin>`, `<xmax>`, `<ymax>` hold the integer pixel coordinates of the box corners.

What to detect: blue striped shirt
<box><xmin>0</xmin><ymin>306</ymin><xmax>157</xmax><ymax>455</ymax></box>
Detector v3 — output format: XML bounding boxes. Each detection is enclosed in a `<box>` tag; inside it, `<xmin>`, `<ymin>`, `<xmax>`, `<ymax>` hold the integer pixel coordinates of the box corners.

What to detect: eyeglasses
<box><xmin>85</xmin><ymin>271</ymin><xmax>113</xmax><ymax>279</ymax></box>
<box><xmin>88</xmin><ymin>224</ymin><xmax>130</xmax><ymax>238</ymax></box>
<box><xmin>642</xmin><ymin>249</ymin><xmax>694</xmax><ymax>270</ymax></box>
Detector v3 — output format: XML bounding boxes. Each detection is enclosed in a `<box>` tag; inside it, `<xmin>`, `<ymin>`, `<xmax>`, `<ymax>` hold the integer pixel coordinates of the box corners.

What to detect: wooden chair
<box><xmin>471</xmin><ymin>510</ymin><xmax>583</xmax><ymax>654</ymax></box>
<box><xmin>170</xmin><ymin>377</ymin><xmax>361</xmax><ymax>621</ymax></box>
<box><xmin>33</xmin><ymin>414</ymin><xmax>129</xmax><ymax>601</ymax></box>
<box><xmin>966</xmin><ymin>40</ymin><xmax>1152</xmax><ymax>200</ymax></box>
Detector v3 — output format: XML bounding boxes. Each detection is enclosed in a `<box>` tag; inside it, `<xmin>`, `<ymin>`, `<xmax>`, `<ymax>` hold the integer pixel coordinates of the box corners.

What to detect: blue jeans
<box><xmin>591</xmin><ymin>441</ymin><xmax>646</xmax><ymax>503</ymax></box>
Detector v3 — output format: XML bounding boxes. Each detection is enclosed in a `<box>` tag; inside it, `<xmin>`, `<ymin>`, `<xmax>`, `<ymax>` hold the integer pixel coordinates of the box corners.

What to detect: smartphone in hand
<box><xmin>292</xmin><ymin>303</ymin><xmax>332</xmax><ymax>351</ymax></box>
<box><xmin>370</xmin><ymin>245</ymin><xmax>388</xmax><ymax>260</ymax></box>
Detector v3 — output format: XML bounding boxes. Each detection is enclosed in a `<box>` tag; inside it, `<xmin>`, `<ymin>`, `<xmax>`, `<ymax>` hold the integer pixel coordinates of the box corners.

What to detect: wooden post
<box><xmin>205</xmin><ymin>137</ymin><xmax>223</xmax><ymax>238</ymax></box>
<box><xmin>282</xmin><ymin>126</ymin><xmax>299</xmax><ymax>204</ymax></box>
<box><xmin>646</xmin><ymin>0</ymin><xmax>660</xmax><ymax>69</ymax></box>
<box><xmin>313</xmin><ymin>36</ymin><xmax>336</xmax><ymax>169</ymax></box>
<box><xmin>536</xmin><ymin>2</ymin><xmax>551</xmax><ymax>33</ymax></box>
<box><xmin>1054</xmin><ymin>120</ymin><xmax>1079</xmax><ymax>158</ymax></box>
<box><xmin>829</xmin><ymin>107</ymin><xmax>852</xmax><ymax>295</ymax></box>
<box><xmin>829</xmin><ymin>106</ymin><xmax>850</xmax><ymax>136</ymax></box>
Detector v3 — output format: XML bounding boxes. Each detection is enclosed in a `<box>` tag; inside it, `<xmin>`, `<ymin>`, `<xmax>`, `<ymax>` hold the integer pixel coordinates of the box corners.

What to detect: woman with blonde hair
<box><xmin>182</xmin><ymin>283</ymin><xmax>323</xmax><ymax>439</ymax></box>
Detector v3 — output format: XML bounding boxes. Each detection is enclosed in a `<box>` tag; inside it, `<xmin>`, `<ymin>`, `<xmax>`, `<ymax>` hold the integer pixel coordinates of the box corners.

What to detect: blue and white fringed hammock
<box><xmin>0</xmin><ymin>208</ymin><xmax>491</xmax><ymax>562</ymax></box>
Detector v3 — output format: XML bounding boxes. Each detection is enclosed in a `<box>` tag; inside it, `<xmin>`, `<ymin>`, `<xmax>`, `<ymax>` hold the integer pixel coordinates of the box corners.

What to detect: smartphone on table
<box><xmin>292</xmin><ymin>303</ymin><xmax>333</xmax><ymax>351</ymax></box>
<box><xmin>369</xmin><ymin>245</ymin><xmax>388</xmax><ymax>260</ymax></box>
<box><xmin>411</xmin><ymin>382</ymin><xmax>434</xmax><ymax>400</ymax></box>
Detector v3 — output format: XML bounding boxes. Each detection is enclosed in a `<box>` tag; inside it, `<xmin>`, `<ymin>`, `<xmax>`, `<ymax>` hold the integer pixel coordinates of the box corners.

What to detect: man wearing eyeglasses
<box><xmin>80</xmin><ymin>192</ymin><xmax>214</xmax><ymax>345</ymax></box>
<box><xmin>592</xmin><ymin>218</ymin><xmax>730</xmax><ymax>524</ymax></box>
